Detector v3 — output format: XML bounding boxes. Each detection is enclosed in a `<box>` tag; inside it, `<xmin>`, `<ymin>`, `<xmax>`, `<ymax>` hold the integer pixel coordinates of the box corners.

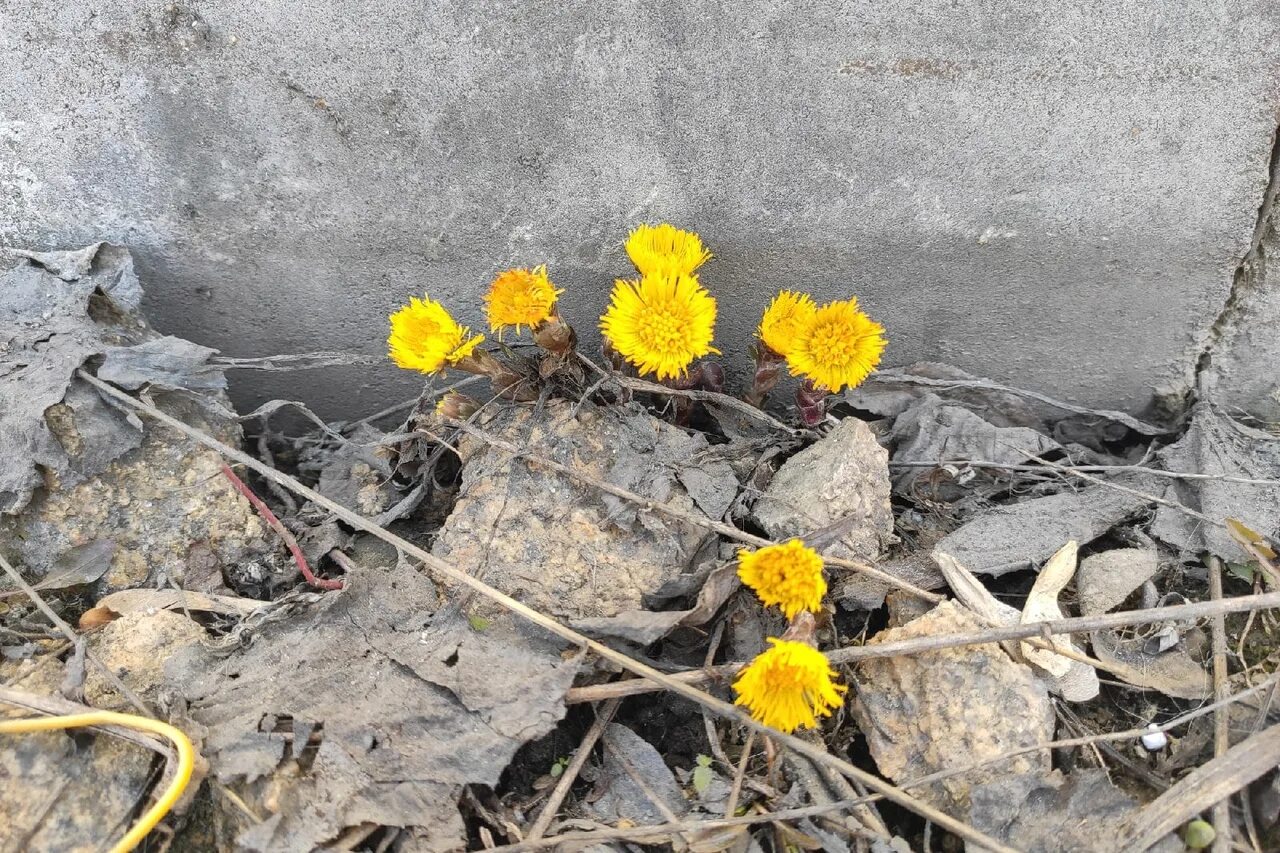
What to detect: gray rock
<box><xmin>851</xmin><ymin>601</ymin><xmax>1055</xmax><ymax>816</ymax></box>
<box><xmin>752</xmin><ymin>417</ymin><xmax>894</xmax><ymax>566</ymax></box>
<box><xmin>968</xmin><ymin>770</ymin><xmax>1181</xmax><ymax>853</ymax></box>
<box><xmin>588</xmin><ymin>724</ymin><xmax>688</xmax><ymax>825</ymax></box>
<box><xmin>0</xmin><ymin>247</ymin><xmax>281</xmax><ymax>595</ymax></box>
<box><xmin>935</xmin><ymin>480</ymin><xmax>1152</xmax><ymax>576</ymax></box>
<box><xmin>1077</xmin><ymin>548</ymin><xmax>1159</xmax><ymax>615</ymax></box>
<box><xmin>433</xmin><ymin>400</ymin><xmax>735</xmax><ymax>623</ymax></box>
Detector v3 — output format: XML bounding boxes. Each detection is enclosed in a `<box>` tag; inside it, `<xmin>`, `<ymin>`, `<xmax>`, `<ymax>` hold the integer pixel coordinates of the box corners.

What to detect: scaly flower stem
<box><xmin>663</xmin><ymin>367</ymin><xmax>699</xmax><ymax>426</ymax></box>
<box><xmin>745</xmin><ymin>344</ymin><xmax>784</xmax><ymax>408</ymax></box>
<box><xmin>698</xmin><ymin>360</ymin><xmax>726</xmax><ymax>395</ymax></box>
<box><xmin>795</xmin><ymin>379</ymin><xmax>829</xmax><ymax>427</ymax></box>
<box><xmin>601</xmin><ymin>340</ymin><xmax>633</xmax><ymax>403</ymax></box>
<box><xmin>531</xmin><ymin>312</ymin><xmax>577</xmax><ymax>358</ymax></box>
<box><xmin>454</xmin><ymin>349</ymin><xmax>539</xmax><ymax>402</ymax></box>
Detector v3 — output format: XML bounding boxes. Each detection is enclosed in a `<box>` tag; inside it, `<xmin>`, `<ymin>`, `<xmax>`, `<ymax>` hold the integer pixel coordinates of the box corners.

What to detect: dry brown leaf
<box><xmin>1019</xmin><ymin>541</ymin><xmax>1079</xmax><ymax>677</ymax></box>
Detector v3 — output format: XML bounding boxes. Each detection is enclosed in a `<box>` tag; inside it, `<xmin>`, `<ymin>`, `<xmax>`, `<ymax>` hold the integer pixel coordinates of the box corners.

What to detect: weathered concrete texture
<box><xmin>1203</xmin><ymin>142</ymin><xmax>1280</xmax><ymax>421</ymax></box>
<box><xmin>2</xmin><ymin>2</ymin><xmax>1279</xmax><ymax>417</ymax></box>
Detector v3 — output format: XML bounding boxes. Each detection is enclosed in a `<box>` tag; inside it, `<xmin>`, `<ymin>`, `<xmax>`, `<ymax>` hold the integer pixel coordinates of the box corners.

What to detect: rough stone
<box><xmin>0</xmin><ymin>390</ymin><xmax>282</xmax><ymax>596</ymax></box>
<box><xmin>752</xmin><ymin>416</ymin><xmax>894</xmax><ymax>565</ymax></box>
<box><xmin>84</xmin><ymin>608</ymin><xmax>207</xmax><ymax>707</ymax></box>
<box><xmin>1077</xmin><ymin>548</ymin><xmax>1159</xmax><ymax>615</ymax></box>
<box><xmin>432</xmin><ymin>400</ymin><xmax>734</xmax><ymax>623</ymax></box>
<box><xmin>0</xmin><ymin>662</ymin><xmax>155</xmax><ymax>852</ymax></box>
<box><xmin>850</xmin><ymin>600</ymin><xmax>1055</xmax><ymax>816</ymax></box>
<box><xmin>3</xmin><ymin>2</ymin><xmax>1279</xmax><ymax>418</ymax></box>
<box><xmin>968</xmin><ymin>770</ymin><xmax>1181</xmax><ymax>853</ymax></box>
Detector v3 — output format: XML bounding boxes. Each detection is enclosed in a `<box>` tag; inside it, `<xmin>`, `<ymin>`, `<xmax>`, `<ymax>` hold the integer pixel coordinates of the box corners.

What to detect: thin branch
<box><xmin>1016</xmin><ymin>447</ymin><xmax>1225</xmax><ymax>531</ymax></box>
<box><xmin>888</xmin><ymin>459</ymin><xmax>1280</xmax><ymax>488</ymax></box>
<box><xmin>489</xmin><ymin>797</ymin><xmax>879</xmax><ymax>853</ymax></box>
<box><xmin>341</xmin><ymin>375</ymin><xmax>486</xmax><ymax>434</ymax></box>
<box><xmin>1208</xmin><ymin>556</ymin><xmax>1232</xmax><ymax>853</ymax></box>
<box><xmin>863</xmin><ymin>371</ymin><xmax>1171</xmax><ymax>435</ymax></box>
<box><xmin>220</xmin><ymin>464</ymin><xmax>343</xmax><ymax>590</ymax></box>
<box><xmin>526</xmin><ymin>698</ymin><xmax>620</xmax><ymax>841</ymax></box>
<box><xmin>78</xmin><ymin>369</ymin><xmax>1013</xmax><ymax>853</ymax></box>
<box><xmin>565</xmin><ymin>589</ymin><xmax>1280</xmax><ymax>704</ymax></box>
<box><xmin>575</xmin><ymin>352</ymin><xmax>804</xmax><ymax>436</ymax></box>
<box><xmin>725</xmin><ymin>730</ymin><xmax>755</xmax><ymax>819</ymax></box>
<box><xmin>212</xmin><ymin>351</ymin><xmax>382</xmax><ymax>370</ymax></box>
<box><xmin>0</xmin><ymin>550</ymin><xmax>153</xmax><ymax>717</ymax></box>
<box><xmin>443</xmin><ymin>419</ymin><xmax>942</xmax><ymax>604</ymax></box>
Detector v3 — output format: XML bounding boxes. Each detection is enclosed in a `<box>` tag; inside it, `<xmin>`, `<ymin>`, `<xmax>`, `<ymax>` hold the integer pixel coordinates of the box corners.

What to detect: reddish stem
<box><xmin>220</xmin><ymin>463</ymin><xmax>343</xmax><ymax>591</ymax></box>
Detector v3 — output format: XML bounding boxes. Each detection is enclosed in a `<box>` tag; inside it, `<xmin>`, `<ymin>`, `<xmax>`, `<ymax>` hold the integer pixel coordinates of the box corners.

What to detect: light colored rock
<box><xmin>85</xmin><ymin>609</ymin><xmax>207</xmax><ymax>707</ymax></box>
<box><xmin>3</xmin><ymin>2</ymin><xmax>1279</xmax><ymax>417</ymax></box>
<box><xmin>851</xmin><ymin>600</ymin><xmax>1055</xmax><ymax>815</ymax></box>
<box><xmin>0</xmin><ymin>392</ymin><xmax>282</xmax><ymax>596</ymax></box>
<box><xmin>752</xmin><ymin>416</ymin><xmax>893</xmax><ymax>565</ymax></box>
<box><xmin>0</xmin><ymin>662</ymin><xmax>154</xmax><ymax>852</ymax></box>
<box><xmin>1077</xmin><ymin>548</ymin><xmax>1159</xmax><ymax>615</ymax></box>
<box><xmin>433</xmin><ymin>401</ymin><xmax>736</xmax><ymax>622</ymax></box>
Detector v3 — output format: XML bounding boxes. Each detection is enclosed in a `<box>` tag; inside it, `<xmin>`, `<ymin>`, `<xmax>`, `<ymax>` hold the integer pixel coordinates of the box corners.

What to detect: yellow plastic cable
<box><xmin>0</xmin><ymin>710</ymin><xmax>195</xmax><ymax>853</ymax></box>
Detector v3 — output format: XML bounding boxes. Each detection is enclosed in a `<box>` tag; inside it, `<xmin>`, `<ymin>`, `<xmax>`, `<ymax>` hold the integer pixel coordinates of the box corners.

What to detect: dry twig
<box><xmin>566</xmin><ymin>590</ymin><xmax>1280</xmax><ymax>703</ymax></box>
<box><xmin>1207</xmin><ymin>555</ymin><xmax>1232</xmax><ymax>853</ymax></box>
<box><xmin>0</xmin><ymin>550</ymin><xmax>153</xmax><ymax>717</ymax></box>
<box><xmin>575</xmin><ymin>353</ymin><xmax>803</xmax><ymax>436</ymax></box>
<box><xmin>888</xmin><ymin>458</ymin><xmax>1280</xmax><ymax>488</ymax></box>
<box><xmin>526</xmin><ymin>698</ymin><xmax>620</xmax><ymax>841</ymax></box>
<box><xmin>79</xmin><ymin>369</ymin><xmax>1015</xmax><ymax>853</ymax></box>
<box><xmin>1118</xmin><ymin>723</ymin><xmax>1280</xmax><ymax>849</ymax></box>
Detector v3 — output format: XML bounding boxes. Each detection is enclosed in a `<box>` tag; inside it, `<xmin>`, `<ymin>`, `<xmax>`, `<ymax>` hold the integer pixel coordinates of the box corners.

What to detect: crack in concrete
<box><xmin>1189</xmin><ymin>116</ymin><xmax>1280</xmax><ymax>406</ymax></box>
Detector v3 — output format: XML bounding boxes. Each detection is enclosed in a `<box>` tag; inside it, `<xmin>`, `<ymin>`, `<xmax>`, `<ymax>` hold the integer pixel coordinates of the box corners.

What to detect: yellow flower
<box><xmin>599</xmin><ymin>274</ymin><xmax>719</xmax><ymax>380</ymax></box>
<box><xmin>757</xmin><ymin>291</ymin><xmax>817</xmax><ymax>357</ymax></box>
<box><xmin>737</xmin><ymin>539</ymin><xmax>826</xmax><ymax>619</ymax></box>
<box><xmin>733</xmin><ymin>639</ymin><xmax>847</xmax><ymax>733</ymax></box>
<box><xmin>484</xmin><ymin>265</ymin><xmax>563</xmax><ymax>336</ymax></box>
<box><xmin>786</xmin><ymin>298</ymin><xmax>887</xmax><ymax>392</ymax></box>
<box><xmin>625</xmin><ymin>223</ymin><xmax>711</xmax><ymax>277</ymax></box>
<box><xmin>388</xmin><ymin>295</ymin><xmax>485</xmax><ymax>375</ymax></box>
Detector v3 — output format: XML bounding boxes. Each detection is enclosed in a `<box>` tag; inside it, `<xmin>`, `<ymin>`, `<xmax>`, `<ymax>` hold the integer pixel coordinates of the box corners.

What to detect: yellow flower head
<box><xmin>388</xmin><ymin>295</ymin><xmax>485</xmax><ymax>375</ymax></box>
<box><xmin>737</xmin><ymin>539</ymin><xmax>826</xmax><ymax>619</ymax></box>
<box><xmin>599</xmin><ymin>274</ymin><xmax>719</xmax><ymax>380</ymax></box>
<box><xmin>733</xmin><ymin>639</ymin><xmax>848</xmax><ymax>733</ymax></box>
<box><xmin>757</xmin><ymin>291</ymin><xmax>817</xmax><ymax>357</ymax></box>
<box><xmin>484</xmin><ymin>265</ymin><xmax>563</xmax><ymax>336</ymax></box>
<box><xmin>786</xmin><ymin>298</ymin><xmax>887</xmax><ymax>392</ymax></box>
<box><xmin>625</xmin><ymin>223</ymin><xmax>712</xmax><ymax>277</ymax></box>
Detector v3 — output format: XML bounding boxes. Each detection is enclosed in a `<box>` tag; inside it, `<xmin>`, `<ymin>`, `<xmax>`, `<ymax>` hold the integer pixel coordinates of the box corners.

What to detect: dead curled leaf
<box><xmin>80</xmin><ymin>588</ymin><xmax>270</xmax><ymax>629</ymax></box>
<box><xmin>164</xmin><ymin>562</ymin><xmax>581</xmax><ymax>851</ymax></box>
<box><xmin>1019</xmin><ymin>541</ymin><xmax>1080</xmax><ymax>677</ymax></box>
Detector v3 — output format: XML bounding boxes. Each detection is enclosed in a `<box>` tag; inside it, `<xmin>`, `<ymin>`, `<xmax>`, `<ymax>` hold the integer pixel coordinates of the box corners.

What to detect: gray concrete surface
<box><xmin>2</xmin><ymin>1</ymin><xmax>1279</xmax><ymax>420</ymax></box>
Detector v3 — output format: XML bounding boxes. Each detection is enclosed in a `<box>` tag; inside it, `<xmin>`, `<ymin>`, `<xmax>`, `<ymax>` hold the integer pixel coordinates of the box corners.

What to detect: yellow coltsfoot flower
<box><xmin>733</xmin><ymin>638</ymin><xmax>847</xmax><ymax>733</ymax></box>
<box><xmin>737</xmin><ymin>539</ymin><xmax>826</xmax><ymax>619</ymax></box>
<box><xmin>388</xmin><ymin>295</ymin><xmax>485</xmax><ymax>375</ymax></box>
<box><xmin>625</xmin><ymin>223</ymin><xmax>712</xmax><ymax>278</ymax></box>
<box><xmin>599</xmin><ymin>273</ymin><xmax>719</xmax><ymax>380</ymax></box>
<box><xmin>484</xmin><ymin>265</ymin><xmax>563</xmax><ymax>336</ymax></box>
<box><xmin>786</xmin><ymin>298</ymin><xmax>887</xmax><ymax>392</ymax></box>
<box><xmin>757</xmin><ymin>290</ymin><xmax>817</xmax><ymax>358</ymax></box>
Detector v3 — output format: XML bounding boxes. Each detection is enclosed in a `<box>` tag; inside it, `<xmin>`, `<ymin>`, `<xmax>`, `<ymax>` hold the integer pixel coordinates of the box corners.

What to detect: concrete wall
<box><xmin>2</xmin><ymin>1</ymin><xmax>1279</xmax><ymax>420</ymax></box>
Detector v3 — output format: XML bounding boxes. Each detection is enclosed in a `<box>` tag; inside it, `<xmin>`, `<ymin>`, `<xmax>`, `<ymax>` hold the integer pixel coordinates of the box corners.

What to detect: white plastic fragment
<box><xmin>1140</xmin><ymin>724</ymin><xmax>1168</xmax><ymax>752</ymax></box>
